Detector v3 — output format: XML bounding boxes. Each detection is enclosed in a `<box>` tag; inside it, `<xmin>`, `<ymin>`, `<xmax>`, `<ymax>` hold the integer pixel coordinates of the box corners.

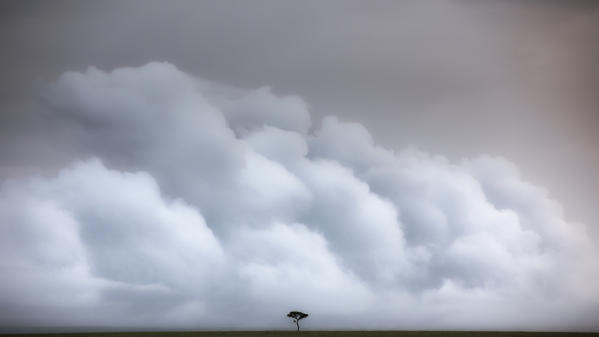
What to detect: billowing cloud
<box><xmin>1</xmin><ymin>62</ymin><xmax>597</xmax><ymax>331</ymax></box>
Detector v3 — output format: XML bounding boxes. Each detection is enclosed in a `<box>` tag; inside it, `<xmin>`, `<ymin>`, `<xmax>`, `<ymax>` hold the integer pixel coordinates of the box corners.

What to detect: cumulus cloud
<box><xmin>1</xmin><ymin>62</ymin><xmax>597</xmax><ymax>330</ymax></box>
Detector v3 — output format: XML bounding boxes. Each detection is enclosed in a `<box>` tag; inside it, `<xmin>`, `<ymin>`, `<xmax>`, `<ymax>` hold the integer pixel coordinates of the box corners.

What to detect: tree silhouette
<box><xmin>287</xmin><ymin>311</ymin><xmax>308</xmax><ymax>331</ymax></box>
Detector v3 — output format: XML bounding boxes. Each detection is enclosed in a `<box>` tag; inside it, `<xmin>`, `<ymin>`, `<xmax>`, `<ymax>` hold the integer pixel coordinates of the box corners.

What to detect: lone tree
<box><xmin>287</xmin><ymin>311</ymin><xmax>309</xmax><ymax>331</ymax></box>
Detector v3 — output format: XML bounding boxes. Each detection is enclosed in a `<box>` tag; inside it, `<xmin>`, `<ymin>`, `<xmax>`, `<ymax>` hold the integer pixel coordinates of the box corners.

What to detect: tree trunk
<box><xmin>296</xmin><ymin>320</ymin><xmax>300</xmax><ymax>332</ymax></box>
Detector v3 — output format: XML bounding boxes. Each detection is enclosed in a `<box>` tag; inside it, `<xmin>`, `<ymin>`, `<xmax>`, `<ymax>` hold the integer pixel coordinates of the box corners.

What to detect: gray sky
<box><xmin>2</xmin><ymin>0</ymin><xmax>598</xmax><ymax>228</ymax></box>
<box><xmin>1</xmin><ymin>0</ymin><xmax>598</xmax><ymax>332</ymax></box>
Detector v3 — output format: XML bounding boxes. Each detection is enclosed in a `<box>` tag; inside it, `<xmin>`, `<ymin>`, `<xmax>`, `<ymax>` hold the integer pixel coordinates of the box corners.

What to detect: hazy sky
<box><xmin>1</xmin><ymin>0</ymin><xmax>598</xmax><ymax>332</ymax></box>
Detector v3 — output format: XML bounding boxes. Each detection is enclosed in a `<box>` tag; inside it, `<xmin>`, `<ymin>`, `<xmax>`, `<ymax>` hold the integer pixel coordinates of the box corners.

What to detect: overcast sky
<box><xmin>1</xmin><ymin>0</ymin><xmax>598</xmax><ymax>332</ymax></box>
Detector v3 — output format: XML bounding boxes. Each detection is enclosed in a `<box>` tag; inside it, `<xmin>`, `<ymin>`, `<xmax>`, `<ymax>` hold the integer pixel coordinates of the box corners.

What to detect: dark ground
<box><xmin>1</xmin><ymin>331</ymin><xmax>597</xmax><ymax>337</ymax></box>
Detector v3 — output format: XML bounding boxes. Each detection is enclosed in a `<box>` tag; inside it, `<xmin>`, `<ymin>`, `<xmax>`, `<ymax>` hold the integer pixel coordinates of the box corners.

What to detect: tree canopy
<box><xmin>287</xmin><ymin>311</ymin><xmax>309</xmax><ymax>331</ymax></box>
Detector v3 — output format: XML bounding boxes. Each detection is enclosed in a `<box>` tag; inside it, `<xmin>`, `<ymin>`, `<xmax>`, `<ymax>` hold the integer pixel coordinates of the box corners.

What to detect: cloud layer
<box><xmin>1</xmin><ymin>63</ymin><xmax>598</xmax><ymax>330</ymax></box>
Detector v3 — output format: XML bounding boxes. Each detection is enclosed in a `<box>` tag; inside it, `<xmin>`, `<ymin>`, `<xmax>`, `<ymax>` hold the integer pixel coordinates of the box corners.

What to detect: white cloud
<box><xmin>221</xmin><ymin>86</ymin><xmax>311</xmax><ymax>135</ymax></box>
<box><xmin>1</xmin><ymin>62</ymin><xmax>597</xmax><ymax>330</ymax></box>
<box><xmin>0</xmin><ymin>159</ymin><xmax>225</xmax><ymax>327</ymax></box>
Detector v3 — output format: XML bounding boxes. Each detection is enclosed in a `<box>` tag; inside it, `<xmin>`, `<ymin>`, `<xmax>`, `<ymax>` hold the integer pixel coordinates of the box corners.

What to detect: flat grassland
<box><xmin>1</xmin><ymin>331</ymin><xmax>597</xmax><ymax>337</ymax></box>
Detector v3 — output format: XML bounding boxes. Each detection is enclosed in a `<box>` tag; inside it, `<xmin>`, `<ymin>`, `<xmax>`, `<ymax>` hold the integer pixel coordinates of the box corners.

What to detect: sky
<box><xmin>0</xmin><ymin>0</ymin><xmax>598</xmax><ymax>332</ymax></box>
